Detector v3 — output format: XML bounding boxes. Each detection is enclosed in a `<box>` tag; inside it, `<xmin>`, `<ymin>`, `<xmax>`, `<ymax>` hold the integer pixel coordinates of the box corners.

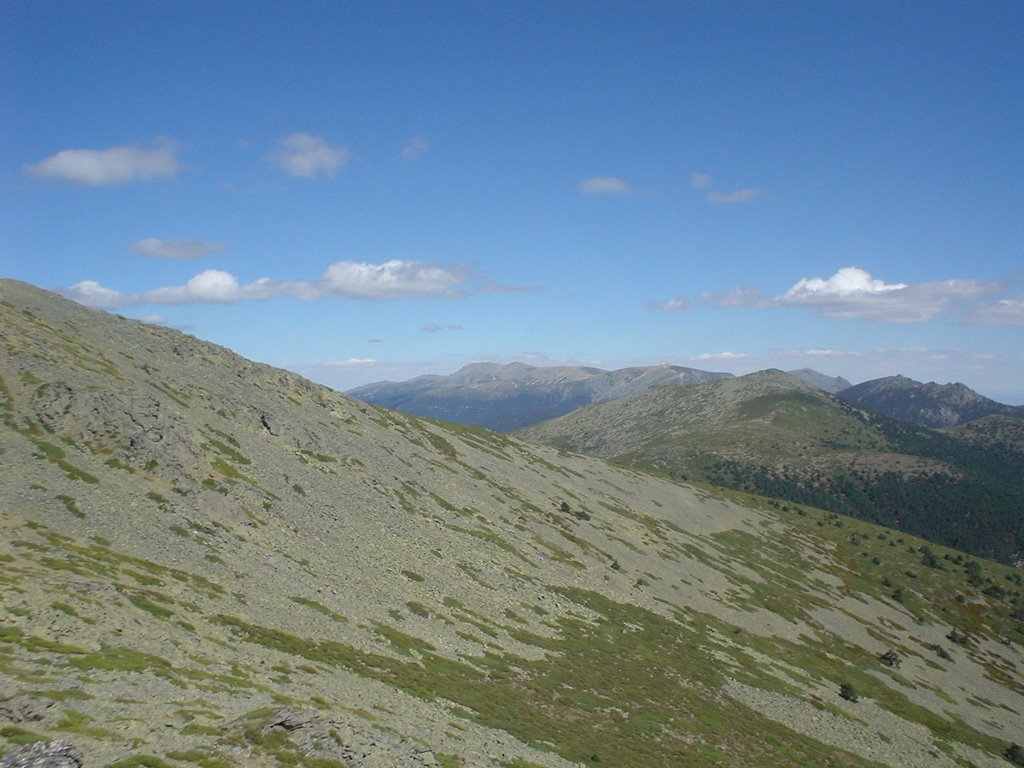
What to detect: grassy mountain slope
<box><xmin>517</xmin><ymin>371</ymin><xmax>1024</xmax><ymax>565</ymax></box>
<box><xmin>348</xmin><ymin>362</ymin><xmax>733</xmax><ymax>431</ymax></box>
<box><xmin>942</xmin><ymin>415</ymin><xmax>1024</xmax><ymax>455</ymax></box>
<box><xmin>838</xmin><ymin>376</ymin><xmax>1024</xmax><ymax>428</ymax></box>
<box><xmin>2</xmin><ymin>280</ymin><xmax>1023</xmax><ymax>768</ymax></box>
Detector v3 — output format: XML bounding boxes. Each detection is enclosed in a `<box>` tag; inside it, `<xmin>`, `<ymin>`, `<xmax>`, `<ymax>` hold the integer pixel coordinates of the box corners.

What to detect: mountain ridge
<box><xmin>838</xmin><ymin>375</ymin><xmax>1024</xmax><ymax>428</ymax></box>
<box><xmin>348</xmin><ymin>362</ymin><xmax>856</xmax><ymax>432</ymax></box>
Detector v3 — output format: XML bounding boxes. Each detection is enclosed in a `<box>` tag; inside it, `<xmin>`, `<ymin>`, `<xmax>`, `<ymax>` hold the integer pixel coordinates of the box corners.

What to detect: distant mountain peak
<box><xmin>838</xmin><ymin>375</ymin><xmax>1024</xmax><ymax>428</ymax></box>
<box><xmin>785</xmin><ymin>368</ymin><xmax>854</xmax><ymax>394</ymax></box>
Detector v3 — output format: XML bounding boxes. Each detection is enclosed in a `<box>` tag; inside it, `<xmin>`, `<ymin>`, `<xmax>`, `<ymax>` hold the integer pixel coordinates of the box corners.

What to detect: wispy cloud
<box><xmin>130</xmin><ymin>238</ymin><xmax>224</xmax><ymax>260</ymax></box>
<box><xmin>580</xmin><ymin>177</ymin><xmax>632</xmax><ymax>196</ymax></box>
<box><xmin>649</xmin><ymin>297</ymin><xmax>693</xmax><ymax>312</ymax></box>
<box><xmin>689</xmin><ymin>172</ymin><xmax>713</xmax><ymax>189</ymax></box>
<box><xmin>25</xmin><ymin>138</ymin><xmax>180</xmax><ymax>186</ymax></box>
<box><xmin>690</xmin><ymin>351</ymin><xmax>748</xmax><ymax>361</ymax></box>
<box><xmin>421</xmin><ymin>323</ymin><xmax>463</xmax><ymax>333</ymax></box>
<box><xmin>321</xmin><ymin>358</ymin><xmax>380</xmax><ymax>367</ymax></box>
<box><xmin>703</xmin><ymin>287</ymin><xmax>771</xmax><ymax>308</ymax></box>
<box><xmin>399</xmin><ymin>136</ymin><xmax>429</xmax><ymax>162</ymax></box>
<box><xmin>690</xmin><ymin>170</ymin><xmax>762</xmax><ymax>204</ymax></box>
<box><xmin>707</xmin><ymin>188</ymin><xmax>762</xmax><ymax>204</ymax></box>
<box><xmin>968</xmin><ymin>295</ymin><xmax>1024</xmax><ymax>325</ymax></box>
<box><xmin>271</xmin><ymin>133</ymin><xmax>349</xmax><ymax>179</ymax></box>
<box><xmin>478</xmin><ymin>281</ymin><xmax>541</xmax><ymax>294</ymax></box>
<box><xmin>706</xmin><ymin>267</ymin><xmax>1001</xmax><ymax>323</ymax></box>
<box><xmin>65</xmin><ymin>260</ymin><xmax>473</xmax><ymax>309</ymax></box>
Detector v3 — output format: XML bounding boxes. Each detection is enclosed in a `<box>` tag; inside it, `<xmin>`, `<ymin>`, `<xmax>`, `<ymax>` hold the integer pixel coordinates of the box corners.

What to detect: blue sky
<box><xmin>3</xmin><ymin>1</ymin><xmax>1023</xmax><ymax>402</ymax></box>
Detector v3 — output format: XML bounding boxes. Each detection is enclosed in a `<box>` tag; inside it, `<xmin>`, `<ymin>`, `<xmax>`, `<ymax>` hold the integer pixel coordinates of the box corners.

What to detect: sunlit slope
<box><xmin>1</xmin><ymin>279</ymin><xmax>1022</xmax><ymax>768</ymax></box>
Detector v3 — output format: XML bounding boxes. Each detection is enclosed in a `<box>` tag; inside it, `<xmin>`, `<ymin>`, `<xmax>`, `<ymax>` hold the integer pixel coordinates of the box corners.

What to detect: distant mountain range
<box><xmin>837</xmin><ymin>374</ymin><xmax>1024</xmax><ymax>427</ymax></box>
<box><xmin>518</xmin><ymin>370</ymin><xmax>1024</xmax><ymax>565</ymax></box>
<box><xmin>349</xmin><ymin>362</ymin><xmax>852</xmax><ymax>431</ymax></box>
<box><xmin>352</xmin><ymin>363</ymin><xmax>1021</xmax><ymax>436</ymax></box>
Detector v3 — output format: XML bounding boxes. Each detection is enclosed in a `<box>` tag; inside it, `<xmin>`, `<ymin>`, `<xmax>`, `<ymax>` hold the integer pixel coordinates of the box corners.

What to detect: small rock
<box><xmin>269</xmin><ymin>709</ymin><xmax>316</xmax><ymax>731</ymax></box>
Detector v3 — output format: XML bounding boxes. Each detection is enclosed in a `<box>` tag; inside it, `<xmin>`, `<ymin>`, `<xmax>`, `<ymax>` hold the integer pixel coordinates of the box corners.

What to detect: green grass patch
<box><xmin>217</xmin><ymin>588</ymin><xmax>879</xmax><ymax>768</ymax></box>
<box><xmin>0</xmin><ymin>726</ymin><xmax>48</xmax><ymax>745</ymax></box>
<box><xmin>127</xmin><ymin>593</ymin><xmax>174</xmax><ymax>619</ymax></box>
<box><xmin>55</xmin><ymin>494</ymin><xmax>85</xmax><ymax>518</ymax></box>
<box><xmin>289</xmin><ymin>595</ymin><xmax>348</xmax><ymax>623</ymax></box>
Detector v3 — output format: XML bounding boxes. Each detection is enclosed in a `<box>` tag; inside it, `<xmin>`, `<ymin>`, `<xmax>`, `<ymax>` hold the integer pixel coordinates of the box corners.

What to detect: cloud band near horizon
<box><xmin>690</xmin><ymin>266</ymin><xmax>1017</xmax><ymax>324</ymax></box>
<box><xmin>65</xmin><ymin>260</ymin><xmax>473</xmax><ymax>309</ymax></box>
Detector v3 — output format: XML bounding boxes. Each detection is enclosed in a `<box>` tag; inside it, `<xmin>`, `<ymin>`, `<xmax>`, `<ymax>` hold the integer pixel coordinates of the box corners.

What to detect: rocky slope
<box><xmin>2</xmin><ymin>279</ymin><xmax>1023</xmax><ymax>768</ymax></box>
<box><xmin>838</xmin><ymin>375</ymin><xmax>1024</xmax><ymax>428</ymax></box>
<box><xmin>348</xmin><ymin>362</ymin><xmax>733</xmax><ymax>431</ymax></box>
<box><xmin>517</xmin><ymin>371</ymin><xmax>1024</xmax><ymax>564</ymax></box>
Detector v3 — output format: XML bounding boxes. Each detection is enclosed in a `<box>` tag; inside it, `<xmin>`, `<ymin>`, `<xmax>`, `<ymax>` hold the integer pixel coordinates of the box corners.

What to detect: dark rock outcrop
<box><xmin>0</xmin><ymin>741</ymin><xmax>83</xmax><ymax>768</ymax></box>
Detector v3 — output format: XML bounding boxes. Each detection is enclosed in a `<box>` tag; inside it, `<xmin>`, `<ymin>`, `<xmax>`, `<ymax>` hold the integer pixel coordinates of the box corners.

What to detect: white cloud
<box><xmin>689</xmin><ymin>172</ymin><xmax>713</xmax><ymax>188</ymax></box>
<box><xmin>299</xmin><ymin>260</ymin><xmax>468</xmax><ymax>300</ymax></box>
<box><xmin>968</xmin><ymin>295</ymin><xmax>1024</xmax><ymax>325</ymax></box>
<box><xmin>421</xmin><ymin>323</ymin><xmax>463</xmax><ymax>332</ymax></box>
<box><xmin>580</xmin><ymin>177</ymin><xmax>632</xmax><ymax>196</ymax></box>
<box><xmin>136</xmin><ymin>314</ymin><xmax>167</xmax><ymax>325</ymax></box>
<box><xmin>25</xmin><ymin>138</ymin><xmax>180</xmax><ymax>186</ymax></box>
<box><xmin>777</xmin><ymin>268</ymin><xmax>996</xmax><ymax>322</ymax></box>
<box><xmin>271</xmin><ymin>133</ymin><xmax>349</xmax><ymax>179</ymax></box>
<box><xmin>64</xmin><ymin>281</ymin><xmax>129</xmax><ymax>309</ymax></box>
<box><xmin>649</xmin><ymin>297</ymin><xmax>693</xmax><ymax>312</ymax></box>
<box><xmin>144</xmin><ymin>270</ymin><xmax>270</xmax><ymax>304</ymax></box>
<box><xmin>707</xmin><ymin>267</ymin><xmax>1002</xmax><ymax>323</ymax></box>
<box><xmin>130</xmin><ymin>238</ymin><xmax>224</xmax><ymax>259</ymax></box>
<box><xmin>399</xmin><ymin>136</ymin><xmax>429</xmax><ymax>162</ymax></box>
<box><xmin>707</xmin><ymin>188</ymin><xmax>762</xmax><ymax>204</ymax></box>
<box><xmin>64</xmin><ymin>260</ymin><xmax>471</xmax><ymax>309</ymax></box>
<box><xmin>783</xmin><ymin>267</ymin><xmax>907</xmax><ymax>299</ymax></box>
